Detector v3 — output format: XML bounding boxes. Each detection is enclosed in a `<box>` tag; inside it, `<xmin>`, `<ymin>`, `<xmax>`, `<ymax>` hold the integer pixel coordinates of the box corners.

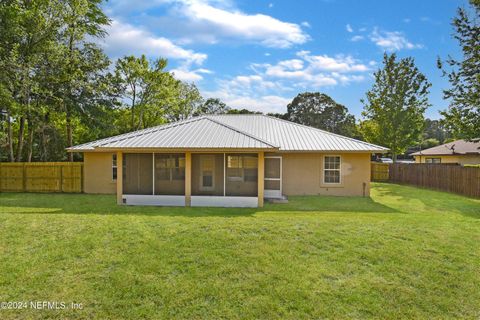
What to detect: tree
<box><xmin>423</xmin><ymin>118</ymin><xmax>450</xmax><ymax>144</ymax></box>
<box><xmin>114</xmin><ymin>55</ymin><xmax>179</xmax><ymax>130</ymax></box>
<box><xmin>226</xmin><ymin>108</ymin><xmax>261</xmax><ymax>114</ymax></box>
<box><xmin>360</xmin><ymin>53</ymin><xmax>431</xmax><ymax>161</ymax></box>
<box><xmin>286</xmin><ymin>92</ymin><xmax>358</xmax><ymax>137</ymax></box>
<box><xmin>0</xmin><ymin>0</ymin><xmax>63</xmax><ymax>161</ymax></box>
<box><xmin>114</xmin><ymin>55</ymin><xmax>149</xmax><ymax>130</ymax></box>
<box><xmin>55</xmin><ymin>0</ymin><xmax>111</xmax><ymax>161</ymax></box>
<box><xmin>168</xmin><ymin>82</ymin><xmax>203</xmax><ymax>121</ymax></box>
<box><xmin>438</xmin><ymin>0</ymin><xmax>480</xmax><ymax>140</ymax></box>
<box><xmin>266</xmin><ymin>112</ymin><xmax>288</xmax><ymax>120</ymax></box>
<box><xmin>196</xmin><ymin>98</ymin><xmax>230</xmax><ymax>115</ymax></box>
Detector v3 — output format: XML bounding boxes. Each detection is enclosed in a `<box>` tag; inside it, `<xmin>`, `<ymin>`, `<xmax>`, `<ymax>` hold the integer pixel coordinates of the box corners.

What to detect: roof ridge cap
<box><xmin>261</xmin><ymin>114</ymin><xmax>388</xmax><ymax>150</ymax></box>
<box><xmin>205</xmin><ymin>116</ymin><xmax>278</xmax><ymax>148</ymax></box>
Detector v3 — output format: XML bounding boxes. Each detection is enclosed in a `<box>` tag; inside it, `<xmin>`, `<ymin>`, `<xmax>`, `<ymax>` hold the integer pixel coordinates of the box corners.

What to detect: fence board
<box><xmin>0</xmin><ymin>162</ymin><xmax>83</xmax><ymax>193</ymax></box>
<box><xmin>371</xmin><ymin>162</ymin><xmax>390</xmax><ymax>181</ymax></box>
<box><xmin>388</xmin><ymin>163</ymin><xmax>480</xmax><ymax>198</ymax></box>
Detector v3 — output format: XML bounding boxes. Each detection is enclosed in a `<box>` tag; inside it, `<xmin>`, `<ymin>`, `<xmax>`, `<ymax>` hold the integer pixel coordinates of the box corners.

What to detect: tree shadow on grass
<box><xmin>0</xmin><ymin>192</ymin><xmax>400</xmax><ymax>217</ymax></box>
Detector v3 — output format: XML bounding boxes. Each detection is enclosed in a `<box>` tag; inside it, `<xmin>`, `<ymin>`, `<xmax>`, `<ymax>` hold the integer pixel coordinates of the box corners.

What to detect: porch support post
<box><xmin>223</xmin><ymin>153</ymin><xmax>226</xmax><ymax>196</ymax></box>
<box><xmin>258</xmin><ymin>151</ymin><xmax>264</xmax><ymax>208</ymax></box>
<box><xmin>116</xmin><ymin>151</ymin><xmax>123</xmax><ymax>205</ymax></box>
<box><xmin>185</xmin><ymin>152</ymin><xmax>192</xmax><ymax>206</ymax></box>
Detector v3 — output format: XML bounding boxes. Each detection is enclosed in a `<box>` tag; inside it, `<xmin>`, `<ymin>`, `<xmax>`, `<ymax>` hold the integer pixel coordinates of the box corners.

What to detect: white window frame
<box><xmin>425</xmin><ymin>157</ymin><xmax>441</xmax><ymax>164</ymax></box>
<box><xmin>323</xmin><ymin>155</ymin><xmax>341</xmax><ymax>185</ymax></box>
<box><xmin>112</xmin><ymin>154</ymin><xmax>117</xmax><ymax>181</ymax></box>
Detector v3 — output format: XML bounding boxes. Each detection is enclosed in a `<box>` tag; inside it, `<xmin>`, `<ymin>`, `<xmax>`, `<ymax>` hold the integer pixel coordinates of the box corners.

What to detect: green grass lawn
<box><xmin>0</xmin><ymin>183</ymin><xmax>479</xmax><ymax>319</ymax></box>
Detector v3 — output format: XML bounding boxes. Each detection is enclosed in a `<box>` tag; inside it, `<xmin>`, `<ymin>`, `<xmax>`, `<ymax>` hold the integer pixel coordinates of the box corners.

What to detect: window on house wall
<box><xmin>227</xmin><ymin>156</ymin><xmax>244</xmax><ymax>182</ymax></box>
<box><xmin>155</xmin><ymin>154</ymin><xmax>185</xmax><ymax>181</ymax></box>
<box><xmin>324</xmin><ymin>156</ymin><xmax>341</xmax><ymax>184</ymax></box>
<box><xmin>226</xmin><ymin>155</ymin><xmax>258</xmax><ymax>182</ymax></box>
<box><xmin>112</xmin><ymin>154</ymin><xmax>117</xmax><ymax>181</ymax></box>
<box><xmin>425</xmin><ymin>158</ymin><xmax>441</xmax><ymax>164</ymax></box>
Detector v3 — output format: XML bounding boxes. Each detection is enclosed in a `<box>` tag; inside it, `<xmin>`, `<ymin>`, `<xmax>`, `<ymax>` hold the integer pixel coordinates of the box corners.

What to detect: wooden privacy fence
<box><xmin>371</xmin><ymin>162</ymin><xmax>390</xmax><ymax>181</ymax></box>
<box><xmin>0</xmin><ymin>162</ymin><xmax>83</xmax><ymax>193</ymax></box>
<box><xmin>389</xmin><ymin>163</ymin><xmax>480</xmax><ymax>198</ymax></box>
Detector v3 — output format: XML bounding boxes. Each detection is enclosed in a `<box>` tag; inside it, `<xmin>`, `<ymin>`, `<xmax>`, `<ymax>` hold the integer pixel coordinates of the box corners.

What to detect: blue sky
<box><xmin>100</xmin><ymin>0</ymin><xmax>468</xmax><ymax>119</ymax></box>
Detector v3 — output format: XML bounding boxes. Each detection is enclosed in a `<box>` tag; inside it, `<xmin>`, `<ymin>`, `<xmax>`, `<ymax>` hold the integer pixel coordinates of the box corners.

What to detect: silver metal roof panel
<box><xmin>69</xmin><ymin>114</ymin><xmax>388</xmax><ymax>152</ymax></box>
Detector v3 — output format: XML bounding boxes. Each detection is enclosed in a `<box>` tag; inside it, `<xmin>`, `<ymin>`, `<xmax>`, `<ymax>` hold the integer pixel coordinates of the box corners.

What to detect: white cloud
<box><xmin>106</xmin><ymin>0</ymin><xmax>310</xmax><ymax>49</ymax></box>
<box><xmin>171</xmin><ymin>68</ymin><xmax>212</xmax><ymax>82</ymax></box>
<box><xmin>301</xmin><ymin>21</ymin><xmax>311</xmax><ymax>28</ymax></box>
<box><xmin>204</xmin><ymin>89</ymin><xmax>292</xmax><ymax>113</ymax></box>
<box><xmin>201</xmin><ymin>50</ymin><xmax>371</xmax><ymax>113</ymax></box>
<box><xmin>225</xmin><ymin>95</ymin><xmax>291</xmax><ymax>113</ymax></box>
<box><xmin>350</xmin><ymin>35</ymin><xmax>364</xmax><ymax>42</ymax></box>
<box><xmin>297</xmin><ymin>51</ymin><xmax>369</xmax><ymax>72</ymax></box>
<box><xmin>228</xmin><ymin>74</ymin><xmax>278</xmax><ymax>91</ymax></box>
<box><xmin>103</xmin><ymin>20</ymin><xmax>207</xmax><ymax>65</ymax></box>
<box><xmin>369</xmin><ymin>28</ymin><xmax>423</xmax><ymax>51</ymax></box>
<box><xmin>178</xmin><ymin>0</ymin><xmax>310</xmax><ymax>48</ymax></box>
<box><xmin>248</xmin><ymin>51</ymin><xmax>369</xmax><ymax>89</ymax></box>
<box><xmin>346</xmin><ymin>24</ymin><xmax>353</xmax><ymax>33</ymax></box>
<box><xmin>278</xmin><ymin>59</ymin><xmax>304</xmax><ymax>70</ymax></box>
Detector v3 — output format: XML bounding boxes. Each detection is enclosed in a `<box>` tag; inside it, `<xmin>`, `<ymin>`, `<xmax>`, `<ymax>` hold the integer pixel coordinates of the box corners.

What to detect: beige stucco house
<box><xmin>411</xmin><ymin>139</ymin><xmax>480</xmax><ymax>165</ymax></box>
<box><xmin>68</xmin><ymin>115</ymin><xmax>387</xmax><ymax>207</ymax></box>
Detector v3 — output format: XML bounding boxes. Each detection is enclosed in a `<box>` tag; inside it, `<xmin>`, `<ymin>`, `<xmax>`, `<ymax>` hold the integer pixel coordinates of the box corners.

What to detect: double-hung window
<box><xmin>112</xmin><ymin>154</ymin><xmax>117</xmax><ymax>181</ymax></box>
<box><xmin>324</xmin><ymin>156</ymin><xmax>341</xmax><ymax>184</ymax></box>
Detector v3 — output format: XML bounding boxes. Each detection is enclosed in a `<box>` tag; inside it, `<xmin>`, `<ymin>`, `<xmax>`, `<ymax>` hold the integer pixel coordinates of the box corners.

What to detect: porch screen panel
<box><xmin>123</xmin><ymin>153</ymin><xmax>153</xmax><ymax>195</ymax></box>
<box><xmin>225</xmin><ymin>153</ymin><xmax>258</xmax><ymax>197</ymax></box>
<box><xmin>191</xmin><ymin>154</ymin><xmax>224</xmax><ymax>196</ymax></box>
<box><xmin>154</xmin><ymin>154</ymin><xmax>185</xmax><ymax>195</ymax></box>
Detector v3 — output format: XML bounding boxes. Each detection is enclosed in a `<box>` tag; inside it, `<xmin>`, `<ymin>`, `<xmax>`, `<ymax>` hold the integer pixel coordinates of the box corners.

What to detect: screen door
<box><xmin>264</xmin><ymin>156</ymin><xmax>282</xmax><ymax>198</ymax></box>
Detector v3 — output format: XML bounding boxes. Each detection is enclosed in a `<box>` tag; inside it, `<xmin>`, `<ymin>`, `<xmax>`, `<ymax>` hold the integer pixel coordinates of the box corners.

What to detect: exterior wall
<box><xmin>84</xmin><ymin>150</ymin><xmax>372</xmax><ymax>198</ymax></box>
<box><xmin>414</xmin><ymin>155</ymin><xmax>480</xmax><ymax>165</ymax></box>
<box><xmin>84</xmin><ymin>152</ymin><xmax>116</xmax><ymax>194</ymax></box>
<box><xmin>279</xmin><ymin>152</ymin><xmax>371</xmax><ymax>196</ymax></box>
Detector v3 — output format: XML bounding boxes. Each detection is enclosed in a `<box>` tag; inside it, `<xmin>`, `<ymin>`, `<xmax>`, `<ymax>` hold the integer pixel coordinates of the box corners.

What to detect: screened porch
<box><xmin>119</xmin><ymin>152</ymin><xmax>262</xmax><ymax>207</ymax></box>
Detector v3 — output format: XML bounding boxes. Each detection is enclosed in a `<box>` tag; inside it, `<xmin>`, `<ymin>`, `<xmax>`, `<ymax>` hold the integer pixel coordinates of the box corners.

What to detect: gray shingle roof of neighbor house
<box><xmin>411</xmin><ymin>139</ymin><xmax>480</xmax><ymax>156</ymax></box>
<box><xmin>68</xmin><ymin>114</ymin><xmax>388</xmax><ymax>152</ymax></box>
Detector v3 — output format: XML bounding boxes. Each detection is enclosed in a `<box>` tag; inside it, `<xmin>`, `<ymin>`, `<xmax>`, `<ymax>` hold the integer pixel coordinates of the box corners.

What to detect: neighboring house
<box><xmin>411</xmin><ymin>139</ymin><xmax>480</xmax><ymax>165</ymax></box>
<box><xmin>68</xmin><ymin>115</ymin><xmax>387</xmax><ymax>207</ymax></box>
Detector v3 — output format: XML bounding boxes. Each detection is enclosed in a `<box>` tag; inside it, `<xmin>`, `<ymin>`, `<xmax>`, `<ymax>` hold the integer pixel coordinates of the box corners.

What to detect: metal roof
<box><xmin>68</xmin><ymin>114</ymin><xmax>388</xmax><ymax>152</ymax></box>
<box><xmin>411</xmin><ymin>139</ymin><xmax>480</xmax><ymax>156</ymax></box>
<box><xmin>68</xmin><ymin>117</ymin><xmax>276</xmax><ymax>151</ymax></box>
<box><xmin>206</xmin><ymin>115</ymin><xmax>388</xmax><ymax>152</ymax></box>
